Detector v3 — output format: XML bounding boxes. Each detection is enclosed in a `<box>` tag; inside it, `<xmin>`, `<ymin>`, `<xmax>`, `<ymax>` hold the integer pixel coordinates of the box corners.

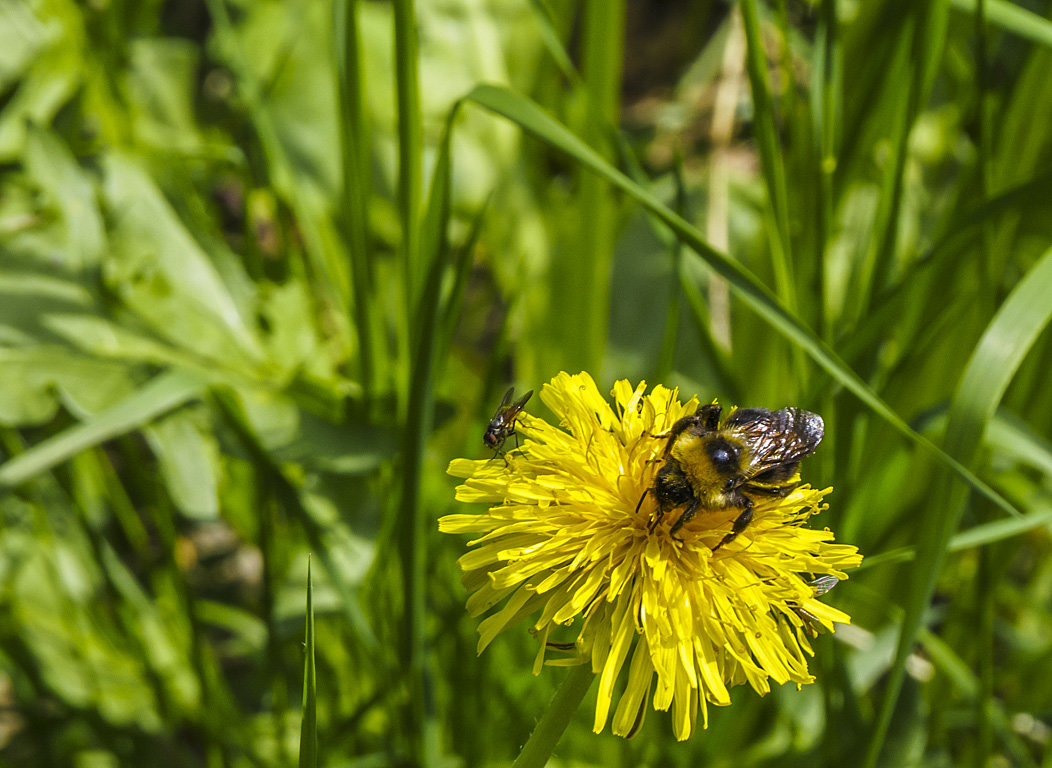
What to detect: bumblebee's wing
<box><xmin>723</xmin><ymin>407</ymin><xmax>824</xmax><ymax>469</ymax></box>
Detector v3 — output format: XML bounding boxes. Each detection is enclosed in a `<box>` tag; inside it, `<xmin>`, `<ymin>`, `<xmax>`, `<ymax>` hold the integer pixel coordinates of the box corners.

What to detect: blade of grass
<box><xmin>0</xmin><ymin>368</ymin><xmax>207</xmax><ymax>490</ymax></box>
<box><xmin>654</xmin><ymin>155</ymin><xmax>686</xmax><ymax>384</ymax></box>
<box><xmin>771</xmin><ymin>0</ymin><xmax>796</xmax><ymax>137</ymax></box>
<box><xmin>395</xmin><ymin>107</ymin><xmax>457</xmax><ymax>768</ymax></box>
<box><xmin>812</xmin><ymin>0</ymin><xmax>840</xmax><ymax>342</ymax></box>
<box><xmin>299</xmin><ymin>557</ymin><xmax>317</xmax><ymax>768</ymax></box>
<box><xmin>613</xmin><ymin>131</ymin><xmax>739</xmax><ymax>393</ymax></box>
<box><xmin>739</xmin><ymin>0</ymin><xmax>796</xmax><ymax>311</ymax></box>
<box><xmin>951</xmin><ymin>0</ymin><xmax>1052</xmax><ymax>48</ymax></box>
<box><xmin>335</xmin><ymin>0</ymin><xmax>382</xmax><ymax>407</ymax></box>
<box><xmin>864</xmin><ymin>242</ymin><xmax>1052</xmax><ymax>768</ymax></box>
<box><xmin>559</xmin><ymin>0</ymin><xmax>624</xmax><ymax>373</ymax></box>
<box><xmin>462</xmin><ymin>83</ymin><xmax>1019</xmax><ymax>519</ymax></box>
<box><xmin>862</xmin><ymin>18</ymin><xmax>912</xmax><ymax>305</ymax></box>
<box><xmin>394</xmin><ymin>0</ymin><xmax>422</xmax><ymax>401</ymax></box>
<box><xmin>835</xmin><ymin>165</ymin><xmax>1052</xmax><ymax>367</ymax></box>
<box><xmin>526</xmin><ymin>0</ymin><xmax>581</xmax><ymax>86</ymax></box>
<box><xmin>856</xmin><ymin>505</ymin><xmax>1052</xmax><ymax>571</ymax></box>
<box><xmin>972</xmin><ymin>3</ymin><xmax>996</xmax><ymax>762</ymax></box>
<box><xmin>864</xmin><ymin>1</ymin><xmax>950</xmax><ymax>309</ymax></box>
<box><xmin>704</xmin><ymin>11</ymin><xmax>744</xmax><ymax>356</ymax></box>
<box><xmin>438</xmin><ymin>194</ymin><xmax>492</xmax><ymax>371</ymax></box>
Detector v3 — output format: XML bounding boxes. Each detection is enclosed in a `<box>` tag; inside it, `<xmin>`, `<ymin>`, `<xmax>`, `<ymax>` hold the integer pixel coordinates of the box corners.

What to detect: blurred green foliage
<box><xmin>1</xmin><ymin>0</ymin><xmax>1052</xmax><ymax>766</ymax></box>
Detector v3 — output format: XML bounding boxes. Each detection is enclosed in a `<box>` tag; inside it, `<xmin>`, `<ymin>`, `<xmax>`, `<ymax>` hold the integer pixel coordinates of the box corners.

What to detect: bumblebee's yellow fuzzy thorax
<box><xmin>668</xmin><ymin>433</ymin><xmax>744</xmax><ymax>506</ymax></box>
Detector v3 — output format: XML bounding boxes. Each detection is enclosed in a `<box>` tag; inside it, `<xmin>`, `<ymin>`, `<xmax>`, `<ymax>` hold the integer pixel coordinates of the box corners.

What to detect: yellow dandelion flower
<box><xmin>440</xmin><ymin>372</ymin><xmax>863</xmax><ymax>741</ymax></box>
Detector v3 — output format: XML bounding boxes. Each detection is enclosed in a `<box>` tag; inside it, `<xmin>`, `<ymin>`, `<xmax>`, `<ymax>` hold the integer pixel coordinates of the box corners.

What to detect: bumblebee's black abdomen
<box><xmin>654</xmin><ymin>461</ymin><xmax>694</xmax><ymax>510</ymax></box>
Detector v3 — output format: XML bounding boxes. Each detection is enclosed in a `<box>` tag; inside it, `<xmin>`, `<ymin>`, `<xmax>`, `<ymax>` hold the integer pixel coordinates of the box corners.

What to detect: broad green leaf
<box><xmin>235</xmin><ymin>390</ymin><xmax>394</xmax><ymax>475</ymax></box>
<box><xmin>125</xmin><ymin>38</ymin><xmax>203</xmax><ymax>151</ymax></box>
<box><xmin>23</xmin><ymin>125</ymin><xmax>105</xmax><ymax>269</ymax></box>
<box><xmin>0</xmin><ymin>1</ymin><xmax>52</xmax><ymax>88</ymax></box>
<box><xmin>0</xmin><ymin>346</ymin><xmax>135</xmax><ymax>426</ymax></box>
<box><xmin>7</xmin><ymin>534</ymin><xmax>165</xmax><ymax>730</ymax></box>
<box><xmin>144</xmin><ymin>407</ymin><xmax>221</xmax><ymax>520</ymax></box>
<box><xmin>101</xmin><ymin>154</ymin><xmax>264</xmax><ymax>365</ymax></box>
<box><xmin>43</xmin><ymin>314</ymin><xmax>202</xmax><ymax>370</ymax></box>
<box><xmin>0</xmin><ymin>255</ymin><xmax>96</xmax><ymax>347</ymax></box>
<box><xmin>0</xmin><ymin>1</ymin><xmax>80</xmax><ymax>159</ymax></box>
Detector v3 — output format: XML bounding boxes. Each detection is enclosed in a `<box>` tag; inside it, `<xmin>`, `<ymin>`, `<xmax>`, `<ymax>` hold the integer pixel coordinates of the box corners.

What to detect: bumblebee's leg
<box><xmin>638</xmin><ymin>489</ymin><xmax>673</xmax><ymax>533</ymax></box>
<box><xmin>712</xmin><ymin>498</ymin><xmax>754</xmax><ymax>551</ymax></box>
<box><xmin>636</xmin><ymin>489</ymin><xmax>661</xmax><ymax>530</ymax></box>
<box><xmin>668</xmin><ymin>499</ymin><xmax>701</xmax><ymax>538</ymax></box>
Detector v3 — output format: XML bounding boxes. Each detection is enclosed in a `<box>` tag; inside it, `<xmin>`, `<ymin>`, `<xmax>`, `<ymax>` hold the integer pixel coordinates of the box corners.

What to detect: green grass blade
<box><xmin>863</xmin><ymin>22</ymin><xmax>913</xmax><ymax>304</ymax></box>
<box><xmin>739</xmin><ymin>0</ymin><xmax>795</xmax><ymax>308</ymax></box>
<box><xmin>463</xmin><ymin>83</ymin><xmax>1019</xmax><ymax>519</ymax></box>
<box><xmin>951</xmin><ymin>0</ymin><xmax>1052</xmax><ymax>48</ymax></box>
<box><xmin>0</xmin><ymin>369</ymin><xmax>207</xmax><ymax>490</ymax></box>
<box><xmin>835</xmin><ymin>166</ymin><xmax>1052</xmax><ymax>366</ymax></box>
<box><xmin>973</xmin><ymin>3</ymin><xmax>995</xmax><ymax>756</ymax></box>
<box><xmin>438</xmin><ymin>194</ymin><xmax>492</xmax><ymax>370</ymax></box>
<box><xmin>394</xmin><ymin>0</ymin><xmax>422</xmax><ymax>312</ymax></box>
<box><xmin>561</xmin><ymin>0</ymin><xmax>624</xmax><ymax>372</ymax></box>
<box><xmin>299</xmin><ymin>557</ymin><xmax>317</xmax><ymax>768</ymax></box>
<box><xmin>614</xmin><ymin>130</ymin><xmax>738</xmax><ymax>392</ymax></box>
<box><xmin>858</xmin><ymin>506</ymin><xmax>1052</xmax><ymax>571</ymax></box>
<box><xmin>811</xmin><ymin>0</ymin><xmax>841</xmax><ymax>341</ymax></box>
<box><xmin>335</xmin><ymin>0</ymin><xmax>382</xmax><ymax>406</ymax></box>
<box><xmin>947</xmin><ymin>245</ymin><xmax>1052</xmax><ymax>463</ymax></box>
<box><xmin>395</xmin><ymin>107</ymin><xmax>457</xmax><ymax>768</ymax></box>
<box><xmin>654</xmin><ymin>156</ymin><xmax>686</xmax><ymax>384</ymax></box>
<box><xmin>865</xmin><ymin>242</ymin><xmax>1052</xmax><ymax>768</ymax></box>
<box><xmin>526</xmin><ymin>0</ymin><xmax>581</xmax><ymax>85</ymax></box>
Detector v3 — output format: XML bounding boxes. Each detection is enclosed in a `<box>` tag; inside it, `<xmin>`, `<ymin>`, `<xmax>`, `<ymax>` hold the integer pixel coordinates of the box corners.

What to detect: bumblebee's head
<box><xmin>704</xmin><ymin>437</ymin><xmax>742</xmax><ymax>476</ymax></box>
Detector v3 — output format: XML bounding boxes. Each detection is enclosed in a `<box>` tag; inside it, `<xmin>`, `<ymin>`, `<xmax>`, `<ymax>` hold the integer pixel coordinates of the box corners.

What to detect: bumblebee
<box><xmin>483</xmin><ymin>387</ymin><xmax>533</xmax><ymax>455</ymax></box>
<box><xmin>642</xmin><ymin>403</ymin><xmax>824</xmax><ymax>550</ymax></box>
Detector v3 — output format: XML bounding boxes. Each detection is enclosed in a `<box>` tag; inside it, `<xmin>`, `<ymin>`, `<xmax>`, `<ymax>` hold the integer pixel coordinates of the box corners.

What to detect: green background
<box><xmin>1</xmin><ymin>0</ymin><xmax>1051</xmax><ymax>765</ymax></box>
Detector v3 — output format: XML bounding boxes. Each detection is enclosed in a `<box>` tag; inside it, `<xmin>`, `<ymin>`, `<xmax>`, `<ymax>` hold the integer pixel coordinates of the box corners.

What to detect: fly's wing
<box><xmin>508</xmin><ymin>389</ymin><xmax>533</xmax><ymax>415</ymax></box>
<box><xmin>723</xmin><ymin>407</ymin><xmax>824</xmax><ymax>480</ymax></box>
<box><xmin>495</xmin><ymin>387</ymin><xmax>516</xmax><ymax>416</ymax></box>
<box><xmin>810</xmin><ymin>575</ymin><xmax>840</xmax><ymax>596</ymax></box>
